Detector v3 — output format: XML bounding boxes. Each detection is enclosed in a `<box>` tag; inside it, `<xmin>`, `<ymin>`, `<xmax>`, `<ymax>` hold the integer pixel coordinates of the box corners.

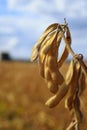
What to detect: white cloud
<box><xmin>7</xmin><ymin>0</ymin><xmax>87</xmax><ymax>18</ymax></box>
<box><xmin>0</xmin><ymin>26</ymin><xmax>14</xmax><ymax>34</ymax></box>
<box><xmin>65</xmin><ymin>1</ymin><xmax>87</xmax><ymax>18</ymax></box>
<box><xmin>0</xmin><ymin>36</ymin><xmax>19</xmax><ymax>52</ymax></box>
<box><xmin>7</xmin><ymin>0</ymin><xmax>17</xmax><ymax>10</ymax></box>
<box><xmin>55</xmin><ymin>0</ymin><xmax>66</xmax><ymax>12</ymax></box>
<box><xmin>8</xmin><ymin>37</ymin><xmax>18</xmax><ymax>48</ymax></box>
<box><xmin>7</xmin><ymin>0</ymin><xmax>36</xmax><ymax>12</ymax></box>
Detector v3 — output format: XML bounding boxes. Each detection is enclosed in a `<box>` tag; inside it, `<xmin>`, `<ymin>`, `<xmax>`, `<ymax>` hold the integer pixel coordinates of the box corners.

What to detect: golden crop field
<box><xmin>0</xmin><ymin>61</ymin><xmax>87</xmax><ymax>130</ymax></box>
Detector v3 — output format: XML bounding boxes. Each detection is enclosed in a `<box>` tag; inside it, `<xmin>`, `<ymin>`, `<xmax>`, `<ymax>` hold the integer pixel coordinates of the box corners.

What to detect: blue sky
<box><xmin>0</xmin><ymin>0</ymin><xmax>87</xmax><ymax>60</ymax></box>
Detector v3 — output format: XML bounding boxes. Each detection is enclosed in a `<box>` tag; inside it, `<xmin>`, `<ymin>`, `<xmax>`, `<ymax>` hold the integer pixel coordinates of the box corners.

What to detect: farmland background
<box><xmin>0</xmin><ymin>61</ymin><xmax>87</xmax><ymax>130</ymax></box>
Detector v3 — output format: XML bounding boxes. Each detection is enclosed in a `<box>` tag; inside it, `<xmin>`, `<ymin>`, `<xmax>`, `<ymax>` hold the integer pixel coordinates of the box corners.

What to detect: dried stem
<box><xmin>60</xmin><ymin>28</ymin><xmax>87</xmax><ymax>74</ymax></box>
<box><xmin>66</xmin><ymin>120</ymin><xmax>77</xmax><ymax>130</ymax></box>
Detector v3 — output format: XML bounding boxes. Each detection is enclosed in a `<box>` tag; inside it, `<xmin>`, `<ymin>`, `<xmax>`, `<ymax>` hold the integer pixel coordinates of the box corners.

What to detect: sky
<box><xmin>0</xmin><ymin>0</ymin><xmax>87</xmax><ymax>60</ymax></box>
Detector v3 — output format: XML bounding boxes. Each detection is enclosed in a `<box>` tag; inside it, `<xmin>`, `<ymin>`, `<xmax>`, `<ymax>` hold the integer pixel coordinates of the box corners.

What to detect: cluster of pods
<box><xmin>31</xmin><ymin>20</ymin><xmax>87</xmax><ymax>130</ymax></box>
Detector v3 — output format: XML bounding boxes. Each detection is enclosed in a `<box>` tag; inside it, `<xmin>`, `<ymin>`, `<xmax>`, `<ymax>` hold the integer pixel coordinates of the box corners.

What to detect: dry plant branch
<box><xmin>31</xmin><ymin>19</ymin><xmax>87</xmax><ymax>130</ymax></box>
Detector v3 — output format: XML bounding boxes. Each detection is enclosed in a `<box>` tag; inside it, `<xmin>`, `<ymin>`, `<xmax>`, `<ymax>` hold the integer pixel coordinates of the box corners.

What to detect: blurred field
<box><xmin>0</xmin><ymin>61</ymin><xmax>87</xmax><ymax>130</ymax></box>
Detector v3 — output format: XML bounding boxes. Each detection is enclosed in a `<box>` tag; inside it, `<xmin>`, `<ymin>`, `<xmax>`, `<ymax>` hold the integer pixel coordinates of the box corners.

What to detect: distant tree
<box><xmin>0</xmin><ymin>52</ymin><xmax>11</xmax><ymax>61</ymax></box>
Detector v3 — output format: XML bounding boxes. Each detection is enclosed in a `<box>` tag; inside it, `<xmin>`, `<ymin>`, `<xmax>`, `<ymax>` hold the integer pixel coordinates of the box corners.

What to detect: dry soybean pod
<box><xmin>38</xmin><ymin>55</ymin><xmax>46</xmax><ymax>78</ymax></box>
<box><xmin>47</xmin><ymin>33</ymin><xmax>64</xmax><ymax>85</ymax></box>
<box><xmin>44</xmin><ymin>56</ymin><xmax>59</xmax><ymax>93</ymax></box>
<box><xmin>47</xmin><ymin>81</ymin><xmax>58</xmax><ymax>94</ymax></box>
<box><xmin>34</xmin><ymin>23</ymin><xmax>59</xmax><ymax>49</ymax></box>
<box><xmin>39</xmin><ymin>31</ymin><xmax>58</xmax><ymax>58</ymax></box>
<box><xmin>77</xmin><ymin>58</ymin><xmax>87</xmax><ymax>75</ymax></box>
<box><xmin>58</xmin><ymin>27</ymin><xmax>72</xmax><ymax>68</ymax></box>
<box><xmin>79</xmin><ymin>70</ymin><xmax>86</xmax><ymax>95</ymax></box>
<box><xmin>45</xmin><ymin>81</ymin><xmax>69</xmax><ymax>108</ymax></box>
<box><xmin>65</xmin><ymin>60</ymin><xmax>82</xmax><ymax>130</ymax></box>
<box><xmin>44</xmin><ymin>31</ymin><xmax>61</xmax><ymax>93</ymax></box>
<box><xmin>65</xmin><ymin>59</ymin><xmax>74</xmax><ymax>85</ymax></box>
<box><xmin>45</xmin><ymin>60</ymin><xmax>74</xmax><ymax>108</ymax></box>
<box><xmin>31</xmin><ymin>23</ymin><xmax>58</xmax><ymax>61</ymax></box>
<box><xmin>73</xmin><ymin>92</ymin><xmax>83</xmax><ymax>124</ymax></box>
<box><xmin>38</xmin><ymin>30</ymin><xmax>59</xmax><ymax>78</ymax></box>
<box><xmin>60</xmin><ymin>26</ymin><xmax>75</xmax><ymax>57</ymax></box>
